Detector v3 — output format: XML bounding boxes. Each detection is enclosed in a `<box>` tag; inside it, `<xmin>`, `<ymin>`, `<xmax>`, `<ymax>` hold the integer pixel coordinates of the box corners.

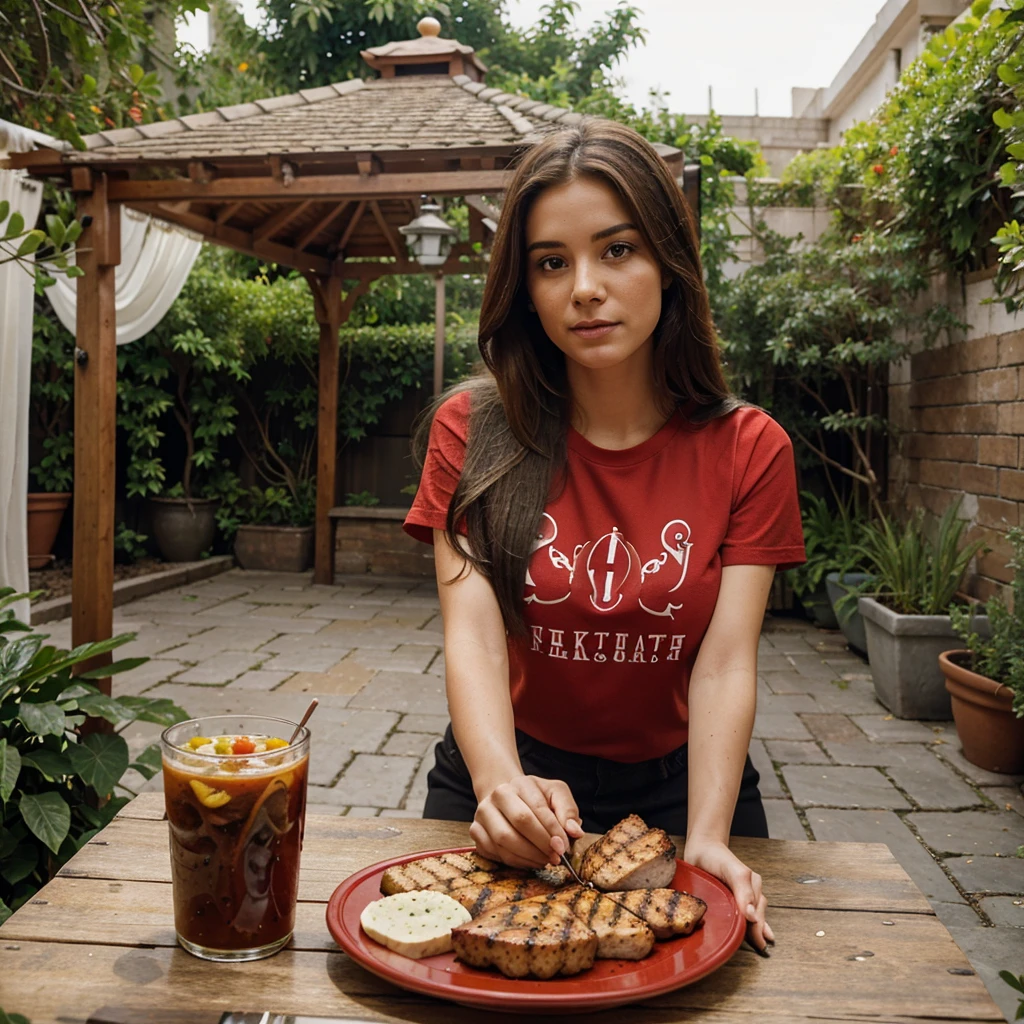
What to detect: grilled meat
<box><xmin>380</xmin><ymin>851</ymin><xmax>524</xmax><ymax>897</ymax></box>
<box><xmin>446</xmin><ymin>876</ymin><xmax>564</xmax><ymax>916</ymax></box>
<box><xmin>579</xmin><ymin>814</ymin><xmax>677</xmax><ymax>891</ymax></box>
<box><xmin>522</xmin><ymin>886</ymin><xmax>655</xmax><ymax>960</ymax></box>
<box><xmin>451</xmin><ymin>900</ymin><xmax>598</xmax><ymax>979</ymax></box>
<box><xmin>605</xmin><ymin>887</ymin><xmax>707</xmax><ymax>939</ymax></box>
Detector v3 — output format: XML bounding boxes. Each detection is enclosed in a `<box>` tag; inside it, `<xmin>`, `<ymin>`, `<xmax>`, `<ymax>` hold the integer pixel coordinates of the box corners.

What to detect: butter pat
<box><xmin>360</xmin><ymin>890</ymin><xmax>471</xmax><ymax>959</ymax></box>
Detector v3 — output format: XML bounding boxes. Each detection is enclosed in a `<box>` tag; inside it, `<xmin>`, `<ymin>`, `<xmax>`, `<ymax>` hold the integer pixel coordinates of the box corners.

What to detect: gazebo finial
<box><xmin>417</xmin><ymin>16</ymin><xmax>442</xmax><ymax>37</ymax></box>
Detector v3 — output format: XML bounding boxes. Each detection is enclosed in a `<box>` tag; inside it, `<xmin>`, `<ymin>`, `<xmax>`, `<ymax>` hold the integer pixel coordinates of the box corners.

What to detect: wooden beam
<box><xmin>369</xmin><ymin>200</ymin><xmax>405</xmax><ymax>260</ymax></box>
<box><xmin>215</xmin><ymin>201</ymin><xmax>244</xmax><ymax>225</ymax></box>
<box><xmin>252</xmin><ymin>200</ymin><xmax>313</xmax><ymax>244</ymax></box>
<box><xmin>304</xmin><ymin>275</ymin><xmax>370</xmax><ymax>586</ymax></box>
<box><xmin>295</xmin><ymin>201</ymin><xmax>349</xmax><ymax>253</ymax></box>
<box><xmin>188</xmin><ymin>160</ymin><xmax>216</xmax><ymax>185</ymax></box>
<box><xmin>107</xmin><ymin>170</ymin><xmax>511</xmax><ymax>203</ymax></box>
<box><xmin>337</xmin><ymin>200</ymin><xmax>366</xmax><ymax>255</ymax></box>
<box><xmin>73</xmin><ymin>174</ymin><xmax>120</xmax><ymax>692</ymax></box>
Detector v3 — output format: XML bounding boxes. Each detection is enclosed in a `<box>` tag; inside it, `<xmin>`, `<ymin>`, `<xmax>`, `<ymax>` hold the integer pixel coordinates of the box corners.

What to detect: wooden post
<box><xmin>433</xmin><ymin>272</ymin><xmax>445</xmax><ymax>396</ymax></box>
<box><xmin>72</xmin><ymin>173</ymin><xmax>121</xmax><ymax>690</ymax></box>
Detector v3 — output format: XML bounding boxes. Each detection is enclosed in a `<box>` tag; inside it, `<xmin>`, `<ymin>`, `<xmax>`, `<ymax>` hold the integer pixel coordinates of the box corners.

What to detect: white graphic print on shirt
<box><xmin>524</xmin><ymin>514</ymin><xmax>693</xmax><ymax>619</ymax></box>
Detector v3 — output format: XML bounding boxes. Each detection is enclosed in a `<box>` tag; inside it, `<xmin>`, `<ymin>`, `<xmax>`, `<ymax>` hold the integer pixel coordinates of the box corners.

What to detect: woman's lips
<box><xmin>569</xmin><ymin>322</ymin><xmax>619</xmax><ymax>340</ymax></box>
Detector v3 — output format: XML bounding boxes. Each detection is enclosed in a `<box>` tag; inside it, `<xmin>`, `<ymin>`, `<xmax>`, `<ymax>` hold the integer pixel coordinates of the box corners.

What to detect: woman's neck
<box><xmin>567</xmin><ymin>346</ymin><xmax>673</xmax><ymax>450</ymax></box>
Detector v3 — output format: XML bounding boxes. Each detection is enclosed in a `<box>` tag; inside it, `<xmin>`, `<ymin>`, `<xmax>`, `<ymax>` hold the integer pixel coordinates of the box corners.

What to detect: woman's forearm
<box><xmin>444</xmin><ymin>637</ymin><xmax>523</xmax><ymax>800</ymax></box>
<box><xmin>684</xmin><ymin>664</ymin><xmax>757</xmax><ymax>849</ymax></box>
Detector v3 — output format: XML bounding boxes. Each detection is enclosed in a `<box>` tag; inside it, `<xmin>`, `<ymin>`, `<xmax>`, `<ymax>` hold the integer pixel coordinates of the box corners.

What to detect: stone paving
<box><xmin>40</xmin><ymin>568</ymin><xmax>1024</xmax><ymax>1020</ymax></box>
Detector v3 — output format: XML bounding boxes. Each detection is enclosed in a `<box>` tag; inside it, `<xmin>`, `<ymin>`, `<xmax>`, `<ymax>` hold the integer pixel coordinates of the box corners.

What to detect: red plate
<box><xmin>326</xmin><ymin>848</ymin><xmax>745</xmax><ymax>1013</ymax></box>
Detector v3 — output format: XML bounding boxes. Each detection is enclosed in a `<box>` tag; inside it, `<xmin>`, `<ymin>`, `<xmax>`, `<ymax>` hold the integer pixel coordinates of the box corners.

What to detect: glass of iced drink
<box><xmin>160</xmin><ymin>715</ymin><xmax>310</xmax><ymax>961</ymax></box>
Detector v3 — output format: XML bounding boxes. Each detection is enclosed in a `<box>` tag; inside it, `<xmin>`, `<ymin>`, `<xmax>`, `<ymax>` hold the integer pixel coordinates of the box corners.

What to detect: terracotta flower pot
<box><xmin>234</xmin><ymin>524</ymin><xmax>313</xmax><ymax>573</ymax></box>
<box><xmin>27</xmin><ymin>492</ymin><xmax>71</xmax><ymax>569</ymax></box>
<box><xmin>940</xmin><ymin>650</ymin><xmax>1024</xmax><ymax>775</ymax></box>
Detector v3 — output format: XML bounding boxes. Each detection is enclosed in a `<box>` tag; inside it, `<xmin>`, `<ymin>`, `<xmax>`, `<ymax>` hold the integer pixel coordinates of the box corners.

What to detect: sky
<box><xmin>178</xmin><ymin>0</ymin><xmax>885</xmax><ymax>118</ymax></box>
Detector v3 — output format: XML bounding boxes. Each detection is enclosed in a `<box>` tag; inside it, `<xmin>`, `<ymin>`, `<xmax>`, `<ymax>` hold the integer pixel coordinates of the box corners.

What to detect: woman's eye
<box><xmin>606</xmin><ymin>242</ymin><xmax>633</xmax><ymax>258</ymax></box>
<box><xmin>539</xmin><ymin>256</ymin><xmax>566</xmax><ymax>271</ymax></box>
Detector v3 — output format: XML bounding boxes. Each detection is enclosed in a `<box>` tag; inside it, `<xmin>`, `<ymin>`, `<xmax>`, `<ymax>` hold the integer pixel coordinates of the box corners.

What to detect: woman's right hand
<box><xmin>470</xmin><ymin>774</ymin><xmax>584</xmax><ymax>869</ymax></box>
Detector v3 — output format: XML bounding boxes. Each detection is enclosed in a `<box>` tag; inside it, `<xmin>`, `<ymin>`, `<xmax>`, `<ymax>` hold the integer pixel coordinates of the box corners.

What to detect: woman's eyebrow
<box><xmin>525</xmin><ymin>222</ymin><xmax>638</xmax><ymax>253</ymax></box>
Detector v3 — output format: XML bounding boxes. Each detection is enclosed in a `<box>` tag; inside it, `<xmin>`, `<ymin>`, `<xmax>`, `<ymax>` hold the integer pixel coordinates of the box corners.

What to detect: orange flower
<box><xmin>851</xmin><ymin>234</ymin><xmax>863</xmax><ymax>242</ymax></box>
<box><xmin>889</xmin><ymin>145</ymin><xmax>899</xmax><ymax>156</ymax></box>
<box><xmin>90</xmin><ymin>104</ymin><xmax>102</xmax><ymax>114</ymax></box>
<box><xmin>128</xmin><ymin>106</ymin><xmax>143</xmax><ymax>123</ymax></box>
<box><xmin>872</xmin><ymin>163</ymin><xmax>885</xmax><ymax>175</ymax></box>
<box><xmin>238</xmin><ymin>61</ymin><xmax>249</xmax><ymax>72</ymax></box>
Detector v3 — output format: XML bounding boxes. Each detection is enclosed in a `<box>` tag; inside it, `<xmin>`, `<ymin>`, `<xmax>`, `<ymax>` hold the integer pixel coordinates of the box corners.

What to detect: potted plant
<box><xmin>853</xmin><ymin>501</ymin><xmax>988</xmax><ymax>719</ymax></box>
<box><xmin>788</xmin><ymin>492</ymin><xmax>870</xmax><ymax>634</ymax></box>
<box><xmin>229</xmin><ymin>483</ymin><xmax>315</xmax><ymax>573</ymax></box>
<box><xmin>940</xmin><ymin>527</ymin><xmax>1024</xmax><ymax>775</ymax></box>
<box><xmin>0</xmin><ymin>587</ymin><xmax>189</xmax><ymax>921</ymax></box>
<box><xmin>119</xmin><ymin>319</ymin><xmax>248</xmax><ymax>563</ymax></box>
<box><xmin>27</xmin><ymin>301</ymin><xmax>75</xmax><ymax>568</ymax></box>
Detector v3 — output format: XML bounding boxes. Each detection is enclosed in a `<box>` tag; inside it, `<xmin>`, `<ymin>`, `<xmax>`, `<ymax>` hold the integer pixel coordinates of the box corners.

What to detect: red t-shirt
<box><xmin>404</xmin><ymin>390</ymin><xmax>805</xmax><ymax>762</ymax></box>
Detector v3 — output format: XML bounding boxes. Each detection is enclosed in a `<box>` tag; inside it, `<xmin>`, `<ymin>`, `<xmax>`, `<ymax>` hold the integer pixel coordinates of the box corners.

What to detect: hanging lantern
<box><xmin>398</xmin><ymin>197</ymin><xmax>458</xmax><ymax>267</ymax></box>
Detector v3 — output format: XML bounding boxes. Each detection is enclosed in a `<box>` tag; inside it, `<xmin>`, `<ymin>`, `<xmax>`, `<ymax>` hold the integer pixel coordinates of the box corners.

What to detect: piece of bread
<box><xmin>360</xmin><ymin>890</ymin><xmax>472</xmax><ymax>959</ymax></box>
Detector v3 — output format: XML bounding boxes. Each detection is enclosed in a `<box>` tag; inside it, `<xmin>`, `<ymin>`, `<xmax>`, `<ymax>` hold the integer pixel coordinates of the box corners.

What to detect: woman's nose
<box><xmin>571</xmin><ymin>261</ymin><xmax>606</xmax><ymax>305</ymax></box>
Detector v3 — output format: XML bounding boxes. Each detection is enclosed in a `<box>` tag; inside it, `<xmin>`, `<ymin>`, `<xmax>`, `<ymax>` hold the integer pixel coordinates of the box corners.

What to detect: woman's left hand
<box><xmin>683</xmin><ymin>836</ymin><xmax>775</xmax><ymax>955</ymax></box>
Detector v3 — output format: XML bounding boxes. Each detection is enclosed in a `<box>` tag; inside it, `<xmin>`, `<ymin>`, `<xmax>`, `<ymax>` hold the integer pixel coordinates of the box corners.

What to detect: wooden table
<box><xmin>0</xmin><ymin>793</ymin><xmax>1005</xmax><ymax>1024</ymax></box>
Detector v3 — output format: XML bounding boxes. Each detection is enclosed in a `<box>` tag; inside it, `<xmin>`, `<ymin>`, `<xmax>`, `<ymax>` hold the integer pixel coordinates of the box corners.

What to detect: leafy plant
<box><xmin>0</xmin><ymin>201</ymin><xmax>83</xmax><ymax>290</ymax></box>
<box><xmin>1000</xmin><ymin>969</ymin><xmax>1024</xmax><ymax>1021</ymax></box>
<box><xmin>29</xmin><ymin>298</ymin><xmax>74</xmax><ymax>493</ymax></box>
<box><xmin>228</xmin><ymin>483</ymin><xmax>316</xmax><ymax>529</ymax></box>
<box><xmin>0</xmin><ymin>588</ymin><xmax>189</xmax><ymax>922</ymax></box>
<box><xmin>113</xmin><ymin>523</ymin><xmax>149</xmax><ymax>564</ymax></box>
<box><xmin>950</xmin><ymin>526</ymin><xmax>1024</xmax><ymax>717</ymax></box>
<box><xmin>787</xmin><ymin>492</ymin><xmax>869</xmax><ymax>605</ymax></box>
<box><xmin>849</xmin><ymin>501</ymin><xmax>988</xmax><ymax>616</ymax></box>
<box><xmin>345</xmin><ymin>490</ymin><xmax>381</xmax><ymax>507</ymax></box>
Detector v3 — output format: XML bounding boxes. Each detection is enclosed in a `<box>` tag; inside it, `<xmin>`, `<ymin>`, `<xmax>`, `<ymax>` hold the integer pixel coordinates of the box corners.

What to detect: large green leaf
<box><xmin>116</xmin><ymin>696</ymin><xmax>189</xmax><ymax>727</ymax></box>
<box><xmin>78</xmin><ymin>656</ymin><xmax>148</xmax><ymax>680</ymax></box>
<box><xmin>20</xmin><ymin>748</ymin><xmax>72</xmax><ymax>780</ymax></box>
<box><xmin>129</xmin><ymin>743</ymin><xmax>164</xmax><ymax>781</ymax></box>
<box><xmin>0</xmin><ymin>898</ymin><xmax>11</xmax><ymax>928</ymax></box>
<box><xmin>75</xmin><ymin>692</ymin><xmax>133</xmax><ymax>725</ymax></box>
<box><xmin>19</xmin><ymin>791</ymin><xmax>71</xmax><ymax>854</ymax></box>
<box><xmin>58</xmin><ymin>681</ymin><xmax>98</xmax><ymax>702</ymax></box>
<box><xmin>0</xmin><ymin>635</ymin><xmax>41</xmax><ymax>679</ymax></box>
<box><xmin>66</xmin><ymin>732</ymin><xmax>129</xmax><ymax>796</ymax></box>
<box><xmin>2</xmin><ymin>841</ymin><xmax>37</xmax><ymax>885</ymax></box>
<box><xmin>17</xmin><ymin>701</ymin><xmax>66</xmax><ymax>738</ymax></box>
<box><xmin>0</xmin><ymin>739</ymin><xmax>20</xmax><ymax>803</ymax></box>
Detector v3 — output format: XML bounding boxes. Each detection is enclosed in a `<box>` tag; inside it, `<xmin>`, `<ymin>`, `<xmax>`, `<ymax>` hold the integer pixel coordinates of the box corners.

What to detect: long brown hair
<box><xmin>416</xmin><ymin>118</ymin><xmax>740</xmax><ymax>635</ymax></box>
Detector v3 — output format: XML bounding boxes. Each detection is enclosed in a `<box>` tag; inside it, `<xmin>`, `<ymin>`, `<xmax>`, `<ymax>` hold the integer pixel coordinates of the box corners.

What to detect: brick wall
<box><xmin>889</xmin><ymin>310</ymin><xmax>1024</xmax><ymax>601</ymax></box>
<box><xmin>332</xmin><ymin>508</ymin><xmax>434</xmax><ymax>577</ymax></box>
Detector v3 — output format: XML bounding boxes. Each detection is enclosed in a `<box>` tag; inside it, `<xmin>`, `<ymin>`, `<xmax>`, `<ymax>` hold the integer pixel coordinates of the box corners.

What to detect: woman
<box><xmin>403</xmin><ymin>119</ymin><xmax>805</xmax><ymax>955</ymax></box>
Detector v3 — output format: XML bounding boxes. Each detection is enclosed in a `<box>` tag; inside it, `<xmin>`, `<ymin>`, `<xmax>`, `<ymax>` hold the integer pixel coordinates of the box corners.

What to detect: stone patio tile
<box><xmin>763</xmin><ymin>798</ymin><xmax>807</xmax><ymax>841</ymax></box>
<box><xmin>751</xmin><ymin>712</ymin><xmax>813</xmax><ymax>741</ymax></box>
<box><xmin>193</xmin><ymin>600</ymin><xmax>264</xmax><ymax>620</ymax></box>
<box><xmin>277</xmin><ymin>671</ymin><xmax>360</xmax><ymax>698</ymax></box>
<box><xmin>758</xmin><ymin>670</ymin><xmax>812</xmax><ymax>695</ymax></box>
<box><xmin>111</xmin><ymin>659</ymin><xmax>188</xmax><ymax>696</ymax></box>
<box><xmin>938</xmin><ymin>745</ymin><xmax>1024</xmax><ymax>789</ymax></box>
<box><xmin>368</xmin><ymin>611</ymin><xmax>437</xmax><ymax>629</ymax></box>
<box><xmin>945</xmin><ymin>923</ymin><xmax>1024</xmax><ymax>1021</ymax></box>
<box><xmin>257</xmin><ymin>633</ymin><xmax>353</xmax><ymax>655</ymax></box>
<box><xmin>330</xmin><ymin>754</ymin><xmax>418</xmax><ymax>807</ymax></box>
<box><xmin>402</xmin><ymin>794</ymin><xmax>427</xmax><ymax>816</ymax></box>
<box><xmin>180</xmin><ymin>624</ymin><xmax>283</xmax><ymax>649</ymax></box>
<box><xmin>116</xmin><ymin>628</ymin><xmax>204</xmax><ymax>659</ymax></box>
<box><xmin>246</xmin><ymin>603</ymin><xmax>307</xmax><ymax>619</ymax></box>
<box><xmin>306</xmin><ymin>784</ymin><xmax>353</xmax><ymax>807</ymax></box>
<box><xmin>380</xmin><ymin>809</ymin><xmax>426</xmax><ymax>818</ymax></box>
<box><xmin>799</xmin><ymin>713</ymin><xmax>865</xmax><ymax>743</ymax></box>
<box><xmin>306</xmin><ymin>803</ymin><xmax>346</xmax><ymax>817</ymax></box>
<box><xmin>296</xmin><ymin>604</ymin><xmax>377</xmax><ymax>621</ymax></box>
<box><xmin>406</xmin><ymin>752</ymin><xmax>434</xmax><ymax>804</ymax></box>
<box><xmin>802</xmin><ymin>684</ymin><xmax>886</xmax><ymax>715</ymax></box>
<box><xmin>245</xmin><ymin>589</ymin><xmax>320</xmax><ymax>606</ymax></box>
<box><xmin>238</xmin><ymin>613</ymin><xmax>327</xmax><ymax>634</ymax></box>
<box><xmin>850</xmin><ymin>715</ymin><xmax>938</xmax><ymax>743</ymax></box>
<box><xmin>347</xmin><ymin>671</ymin><xmax>449</xmax><ymax>717</ymax></box>
<box><xmin>757</xmin><ymin>693</ymin><xmax>820</xmax><ymax>713</ymax></box>
<box><xmin>747</xmin><ymin>739</ymin><xmax>785</xmax><ymax>798</ymax></box>
<box><xmin>122</xmin><ymin>593</ymin><xmax>224</xmax><ymax>614</ymax></box>
<box><xmin>886</xmin><ymin>758</ymin><xmax>982</xmax><ymax>811</ymax></box>
<box><xmin>806</xmin><ymin>809</ymin><xmax>962</xmax><ymax>903</ymax></box>
<box><xmin>907</xmin><ymin>811</ymin><xmax>1024</xmax><ymax>856</ymax></box>
<box><xmin>346</xmin><ymin>806</ymin><xmax>381</xmax><ymax>817</ymax></box>
<box><xmin>307</xmin><ymin>712</ymin><xmax>400</xmax><ymax>786</ymax></box>
<box><xmin>144</xmin><ymin>682</ymin><xmax>353</xmax><ymax>722</ymax></box>
<box><xmin>760</xmin><ymin>630</ymin><xmax>816</xmax><ymax>654</ymax></box>
<box><xmin>223</xmin><ymin>569</ymin><xmax>312</xmax><ymax>587</ymax></box>
<box><xmin>427</xmin><ymin>653</ymin><xmax>445</xmax><ymax>678</ymax></box>
<box><xmin>822</xmin><ymin>740</ymin><xmax>943</xmax><ymax>769</ymax></box>
<box><xmin>314</xmin><ymin>623</ymin><xmax>412</xmax><ymax>648</ymax></box>
<box><xmin>757</xmin><ymin>652</ymin><xmax>798</xmax><ymax>672</ymax></box>
<box><xmin>156</xmin><ymin>641</ymin><xmax>235</xmax><ymax>663</ymax></box>
<box><xmin>944</xmin><ymin>855</ymin><xmax>1024</xmax><ymax>894</ymax></box>
<box><xmin>423</xmin><ymin>614</ymin><xmax>443</xmax><ymax>632</ymax></box>
<box><xmin>228</xmin><ymin>670</ymin><xmax>293</xmax><ymax>691</ymax></box>
<box><xmin>764</xmin><ymin>740</ymin><xmax>830</xmax><ymax>764</ymax></box>
<box><xmin>983</xmin><ymin>787</ymin><xmax>1024</xmax><ymax>817</ymax></box>
<box><xmin>260</xmin><ymin>648</ymin><xmax>351</xmax><ymax>673</ymax></box>
<box><xmin>782</xmin><ymin>765</ymin><xmax>910</xmax><ymax>809</ymax></box>
<box><xmin>397</xmin><ymin>714</ymin><xmax>451</xmax><ymax>734</ymax></box>
<box><xmin>930</xmin><ymin>901</ymin><xmax>983</xmax><ymax>930</ymax></box>
<box><xmin>978</xmin><ymin>896</ymin><xmax>1024</xmax><ymax>926</ymax></box>
<box><xmin>382</xmin><ymin>732</ymin><xmax>439</xmax><ymax>757</ymax></box>
<box><xmin>172</xmin><ymin>650</ymin><xmax>264</xmax><ymax>684</ymax></box>
<box><xmin>347</xmin><ymin>645</ymin><xmax>440</xmax><ymax>673</ymax></box>
<box><xmin>783</xmin><ymin>652</ymin><xmax>841</xmax><ymax>681</ymax></box>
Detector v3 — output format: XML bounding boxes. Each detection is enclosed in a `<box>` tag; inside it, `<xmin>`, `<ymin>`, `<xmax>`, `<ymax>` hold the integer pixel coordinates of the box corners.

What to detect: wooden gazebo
<box><xmin>9</xmin><ymin>19</ymin><xmax>693</xmax><ymax>674</ymax></box>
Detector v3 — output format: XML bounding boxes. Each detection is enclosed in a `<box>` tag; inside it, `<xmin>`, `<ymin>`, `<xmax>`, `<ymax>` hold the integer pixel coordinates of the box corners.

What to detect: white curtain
<box><xmin>46</xmin><ymin>206</ymin><xmax>203</xmax><ymax>345</ymax></box>
<box><xmin>0</xmin><ymin>165</ymin><xmax>43</xmax><ymax>624</ymax></box>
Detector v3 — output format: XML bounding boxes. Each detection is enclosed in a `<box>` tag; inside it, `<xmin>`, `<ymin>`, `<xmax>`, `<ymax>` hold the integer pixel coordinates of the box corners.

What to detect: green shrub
<box><xmin>0</xmin><ymin>589</ymin><xmax>189</xmax><ymax>923</ymax></box>
<box><xmin>787</xmin><ymin>492</ymin><xmax>870</xmax><ymax>602</ymax></box>
<box><xmin>950</xmin><ymin>526</ymin><xmax>1024</xmax><ymax>716</ymax></box>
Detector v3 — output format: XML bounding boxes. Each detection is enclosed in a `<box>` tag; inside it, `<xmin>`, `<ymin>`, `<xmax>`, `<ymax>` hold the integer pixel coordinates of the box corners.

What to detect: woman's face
<box><xmin>524</xmin><ymin>175</ymin><xmax>666</xmax><ymax>376</ymax></box>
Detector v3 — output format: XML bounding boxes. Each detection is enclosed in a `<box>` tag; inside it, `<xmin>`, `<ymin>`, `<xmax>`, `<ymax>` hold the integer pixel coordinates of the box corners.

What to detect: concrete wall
<box><xmin>888</xmin><ymin>273</ymin><xmax>1024</xmax><ymax>601</ymax></box>
<box><xmin>684</xmin><ymin>115</ymin><xmax>829</xmax><ymax>177</ymax></box>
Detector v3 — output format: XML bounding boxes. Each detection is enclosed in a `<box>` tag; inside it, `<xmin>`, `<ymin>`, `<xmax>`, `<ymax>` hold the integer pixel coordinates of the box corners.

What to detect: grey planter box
<box><xmin>826</xmin><ymin>572</ymin><xmax>873</xmax><ymax>655</ymax></box>
<box><xmin>858</xmin><ymin>597</ymin><xmax>988</xmax><ymax>720</ymax></box>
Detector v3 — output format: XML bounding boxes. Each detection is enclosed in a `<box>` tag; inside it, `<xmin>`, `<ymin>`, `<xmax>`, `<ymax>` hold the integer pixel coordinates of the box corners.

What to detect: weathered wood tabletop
<box><xmin>0</xmin><ymin>792</ymin><xmax>1005</xmax><ymax>1024</ymax></box>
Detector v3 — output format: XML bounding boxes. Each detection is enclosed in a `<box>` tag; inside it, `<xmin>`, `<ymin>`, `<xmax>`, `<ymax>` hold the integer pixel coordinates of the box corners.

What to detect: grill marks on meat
<box><xmin>522</xmin><ymin>886</ymin><xmax>655</xmax><ymax>960</ymax></box>
<box><xmin>447</xmin><ymin>877</ymin><xmax>563</xmax><ymax>916</ymax></box>
<box><xmin>450</xmin><ymin>900</ymin><xmax>598</xmax><ymax>979</ymax></box>
<box><xmin>380</xmin><ymin>851</ymin><xmax>523</xmax><ymax>897</ymax></box>
<box><xmin>579</xmin><ymin>814</ymin><xmax>677</xmax><ymax>891</ymax></box>
<box><xmin>605</xmin><ymin>887</ymin><xmax>707</xmax><ymax>939</ymax></box>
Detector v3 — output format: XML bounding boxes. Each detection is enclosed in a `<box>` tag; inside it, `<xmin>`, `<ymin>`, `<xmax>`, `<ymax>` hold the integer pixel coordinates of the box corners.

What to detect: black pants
<box><xmin>423</xmin><ymin>724</ymin><xmax>769</xmax><ymax>839</ymax></box>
